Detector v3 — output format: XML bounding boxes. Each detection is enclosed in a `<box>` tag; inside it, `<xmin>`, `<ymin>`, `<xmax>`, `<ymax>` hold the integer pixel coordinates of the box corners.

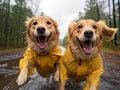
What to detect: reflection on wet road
<box><xmin>0</xmin><ymin>48</ymin><xmax>120</xmax><ymax>90</ymax></box>
<box><xmin>0</xmin><ymin>58</ymin><xmax>19</xmax><ymax>90</ymax></box>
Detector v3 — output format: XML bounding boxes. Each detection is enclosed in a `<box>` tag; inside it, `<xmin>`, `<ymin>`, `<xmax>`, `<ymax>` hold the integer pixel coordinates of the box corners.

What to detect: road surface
<box><xmin>0</xmin><ymin>47</ymin><xmax>120</xmax><ymax>90</ymax></box>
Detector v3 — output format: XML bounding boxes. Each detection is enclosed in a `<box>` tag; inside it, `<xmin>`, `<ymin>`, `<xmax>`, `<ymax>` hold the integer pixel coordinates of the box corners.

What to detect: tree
<box><xmin>0</xmin><ymin>0</ymin><xmax>11</xmax><ymax>47</ymax></box>
<box><xmin>96</xmin><ymin>0</ymin><xmax>100</xmax><ymax>20</ymax></box>
<box><xmin>84</xmin><ymin>0</ymin><xmax>98</xmax><ymax>21</ymax></box>
<box><xmin>118</xmin><ymin>0</ymin><xmax>120</xmax><ymax>40</ymax></box>
<box><xmin>62</xmin><ymin>35</ymin><xmax>68</xmax><ymax>47</ymax></box>
<box><xmin>108</xmin><ymin>0</ymin><xmax>112</xmax><ymax>27</ymax></box>
<box><xmin>0</xmin><ymin>0</ymin><xmax>33</xmax><ymax>48</ymax></box>
<box><xmin>80</xmin><ymin>0</ymin><xmax>107</xmax><ymax>21</ymax></box>
<box><xmin>4</xmin><ymin>0</ymin><xmax>10</xmax><ymax>47</ymax></box>
<box><xmin>10</xmin><ymin>0</ymin><xmax>32</xmax><ymax>47</ymax></box>
<box><xmin>112</xmin><ymin>0</ymin><xmax>118</xmax><ymax>46</ymax></box>
<box><xmin>0</xmin><ymin>0</ymin><xmax>4</xmax><ymax>46</ymax></box>
<box><xmin>77</xmin><ymin>11</ymin><xmax>84</xmax><ymax>21</ymax></box>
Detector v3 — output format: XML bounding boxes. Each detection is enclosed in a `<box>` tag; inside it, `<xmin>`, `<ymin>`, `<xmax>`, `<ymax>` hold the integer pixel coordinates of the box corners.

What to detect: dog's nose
<box><xmin>37</xmin><ymin>27</ymin><xmax>45</xmax><ymax>34</ymax></box>
<box><xmin>84</xmin><ymin>30</ymin><xmax>93</xmax><ymax>38</ymax></box>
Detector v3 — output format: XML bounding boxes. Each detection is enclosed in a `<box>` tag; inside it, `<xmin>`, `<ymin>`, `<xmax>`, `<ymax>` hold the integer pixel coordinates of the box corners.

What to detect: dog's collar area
<box><xmin>79</xmin><ymin>59</ymin><xmax>82</xmax><ymax>65</ymax></box>
<box><xmin>38</xmin><ymin>52</ymin><xmax>50</xmax><ymax>56</ymax></box>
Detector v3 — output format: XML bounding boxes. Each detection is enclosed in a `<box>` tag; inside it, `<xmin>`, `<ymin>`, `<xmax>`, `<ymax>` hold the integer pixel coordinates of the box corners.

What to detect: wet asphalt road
<box><xmin>0</xmin><ymin>48</ymin><xmax>120</xmax><ymax>90</ymax></box>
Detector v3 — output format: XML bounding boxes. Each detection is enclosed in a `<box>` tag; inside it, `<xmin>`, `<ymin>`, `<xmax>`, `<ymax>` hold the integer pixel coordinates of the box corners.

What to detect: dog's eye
<box><xmin>92</xmin><ymin>25</ymin><xmax>97</xmax><ymax>29</ymax></box>
<box><xmin>33</xmin><ymin>22</ymin><xmax>38</xmax><ymax>25</ymax></box>
<box><xmin>46</xmin><ymin>21</ymin><xmax>51</xmax><ymax>25</ymax></box>
<box><xmin>77</xmin><ymin>25</ymin><xmax>83</xmax><ymax>29</ymax></box>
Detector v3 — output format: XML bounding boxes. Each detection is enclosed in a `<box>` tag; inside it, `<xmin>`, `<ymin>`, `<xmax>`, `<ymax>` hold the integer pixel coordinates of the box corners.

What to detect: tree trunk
<box><xmin>16</xmin><ymin>2</ymin><xmax>22</xmax><ymax>47</ymax></box>
<box><xmin>112</xmin><ymin>0</ymin><xmax>118</xmax><ymax>46</ymax></box>
<box><xmin>0</xmin><ymin>1</ymin><xmax>5</xmax><ymax>47</ymax></box>
<box><xmin>4</xmin><ymin>0</ymin><xmax>10</xmax><ymax>47</ymax></box>
<box><xmin>108</xmin><ymin>0</ymin><xmax>112</xmax><ymax>27</ymax></box>
<box><xmin>96</xmin><ymin>0</ymin><xmax>100</xmax><ymax>21</ymax></box>
<box><xmin>118</xmin><ymin>0</ymin><xmax>120</xmax><ymax>39</ymax></box>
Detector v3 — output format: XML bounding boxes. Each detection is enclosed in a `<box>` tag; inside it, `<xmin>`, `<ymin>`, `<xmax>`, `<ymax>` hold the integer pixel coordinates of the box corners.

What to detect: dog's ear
<box><xmin>50</xmin><ymin>17</ymin><xmax>59</xmax><ymax>35</ymax></box>
<box><xmin>25</xmin><ymin>17</ymin><xmax>34</xmax><ymax>28</ymax></box>
<box><xmin>68</xmin><ymin>21</ymin><xmax>77</xmax><ymax>38</ymax></box>
<box><xmin>98</xmin><ymin>20</ymin><xmax>117</xmax><ymax>41</ymax></box>
<box><xmin>25</xmin><ymin>17</ymin><xmax>34</xmax><ymax>38</ymax></box>
<box><xmin>50</xmin><ymin>18</ymin><xmax>58</xmax><ymax>29</ymax></box>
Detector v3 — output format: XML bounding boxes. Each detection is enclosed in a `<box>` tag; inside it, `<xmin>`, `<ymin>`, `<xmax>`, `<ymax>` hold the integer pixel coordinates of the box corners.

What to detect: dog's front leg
<box><xmin>54</xmin><ymin>64</ymin><xmax>60</xmax><ymax>81</ymax></box>
<box><xmin>89</xmin><ymin>85</ymin><xmax>96</xmax><ymax>90</ymax></box>
<box><xmin>16</xmin><ymin>67</ymin><xmax>28</xmax><ymax>85</ymax></box>
<box><xmin>59</xmin><ymin>81</ymin><xmax>66</xmax><ymax>90</ymax></box>
<box><xmin>83</xmin><ymin>69</ymin><xmax>103</xmax><ymax>90</ymax></box>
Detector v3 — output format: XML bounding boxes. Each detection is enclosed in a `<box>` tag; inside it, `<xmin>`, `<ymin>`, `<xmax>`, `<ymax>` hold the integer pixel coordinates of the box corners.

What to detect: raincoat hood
<box><xmin>19</xmin><ymin>45</ymin><xmax>62</xmax><ymax>77</ymax></box>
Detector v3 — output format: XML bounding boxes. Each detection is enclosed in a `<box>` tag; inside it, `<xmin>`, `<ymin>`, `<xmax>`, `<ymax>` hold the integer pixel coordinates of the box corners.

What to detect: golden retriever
<box><xmin>60</xmin><ymin>19</ymin><xmax>117</xmax><ymax>90</ymax></box>
<box><xmin>16</xmin><ymin>16</ymin><xmax>62</xmax><ymax>85</ymax></box>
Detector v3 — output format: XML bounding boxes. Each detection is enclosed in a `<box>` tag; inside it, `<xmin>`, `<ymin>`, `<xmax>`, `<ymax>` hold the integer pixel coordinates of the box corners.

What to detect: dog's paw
<box><xmin>16</xmin><ymin>72</ymin><xmax>27</xmax><ymax>85</ymax></box>
<box><xmin>89</xmin><ymin>85</ymin><xmax>96</xmax><ymax>90</ymax></box>
<box><xmin>54</xmin><ymin>75</ymin><xmax>59</xmax><ymax>81</ymax></box>
<box><xmin>54</xmin><ymin>71</ymin><xmax>59</xmax><ymax>81</ymax></box>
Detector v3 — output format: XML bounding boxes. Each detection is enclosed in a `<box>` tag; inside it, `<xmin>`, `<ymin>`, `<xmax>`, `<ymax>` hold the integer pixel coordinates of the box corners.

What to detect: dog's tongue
<box><xmin>83</xmin><ymin>41</ymin><xmax>93</xmax><ymax>55</ymax></box>
<box><xmin>37</xmin><ymin>36</ymin><xmax>47</xmax><ymax>49</ymax></box>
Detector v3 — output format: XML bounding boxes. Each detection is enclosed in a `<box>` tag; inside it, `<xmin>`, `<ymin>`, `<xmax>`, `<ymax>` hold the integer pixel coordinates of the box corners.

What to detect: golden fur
<box><xmin>68</xmin><ymin>20</ymin><xmax>117</xmax><ymax>60</ymax></box>
<box><xmin>26</xmin><ymin>16</ymin><xmax>59</xmax><ymax>53</ymax></box>
<box><xmin>60</xmin><ymin>19</ymin><xmax>117</xmax><ymax>90</ymax></box>
<box><xmin>16</xmin><ymin>16</ymin><xmax>61</xmax><ymax>85</ymax></box>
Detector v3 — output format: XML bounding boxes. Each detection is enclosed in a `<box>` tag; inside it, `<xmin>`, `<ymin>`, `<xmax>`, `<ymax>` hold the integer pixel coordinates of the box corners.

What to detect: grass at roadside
<box><xmin>0</xmin><ymin>46</ymin><xmax>120</xmax><ymax>56</ymax></box>
<box><xmin>0</xmin><ymin>48</ymin><xmax>25</xmax><ymax>55</ymax></box>
<box><xmin>102</xmin><ymin>47</ymin><xmax>120</xmax><ymax>56</ymax></box>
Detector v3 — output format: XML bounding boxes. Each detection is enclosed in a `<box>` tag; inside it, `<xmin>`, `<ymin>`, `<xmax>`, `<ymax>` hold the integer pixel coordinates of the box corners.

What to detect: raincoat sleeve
<box><xmin>84</xmin><ymin>68</ymin><xmax>104</xmax><ymax>90</ymax></box>
<box><xmin>57</xmin><ymin>48</ymin><xmax>63</xmax><ymax>64</ymax></box>
<box><xmin>51</xmin><ymin>45</ymin><xmax>63</xmax><ymax>64</ymax></box>
<box><xmin>19</xmin><ymin>48</ymin><xmax>35</xmax><ymax>76</ymax></box>
<box><xmin>83</xmin><ymin>55</ymin><xmax>104</xmax><ymax>90</ymax></box>
<box><xmin>60</xmin><ymin>57</ymin><xmax>69</xmax><ymax>82</ymax></box>
<box><xmin>60</xmin><ymin>47</ymin><xmax>73</xmax><ymax>82</ymax></box>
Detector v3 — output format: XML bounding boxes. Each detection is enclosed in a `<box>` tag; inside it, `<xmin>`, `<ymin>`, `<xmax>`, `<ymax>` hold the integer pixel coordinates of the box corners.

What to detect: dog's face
<box><xmin>68</xmin><ymin>20</ymin><xmax>117</xmax><ymax>60</ymax></box>
<box><xmin>26</xmin><ymin>16</ymin><xmax>59</xmax><ymax>52</ymax></box>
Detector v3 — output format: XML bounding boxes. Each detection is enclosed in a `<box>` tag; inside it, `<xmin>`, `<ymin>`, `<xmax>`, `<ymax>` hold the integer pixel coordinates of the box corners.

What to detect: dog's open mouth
<box><xmin>76</xmin><ymin>37</ymin><xmax>94</xmax><ymax>55</ymax></box>
<box><xmin>36</xmin><ymin>33</ymin><xmax>51</xmax><ymax>49</ymax></box>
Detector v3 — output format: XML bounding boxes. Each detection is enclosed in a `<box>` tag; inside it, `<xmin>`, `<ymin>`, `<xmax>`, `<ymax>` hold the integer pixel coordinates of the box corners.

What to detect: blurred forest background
<box><xmin>62</xmin><ymin>0</ymin><xmax>120</xmax><ymax>50</ymax></box>
<box><xmin>0</xmin><ymin>0</ymin><xmax>120</xmax><ymax>50</ymax></box>
<box><xmin>0</xmin><ymin>0</ymin><xmax>42</xmax><ymax>48</ymax></box>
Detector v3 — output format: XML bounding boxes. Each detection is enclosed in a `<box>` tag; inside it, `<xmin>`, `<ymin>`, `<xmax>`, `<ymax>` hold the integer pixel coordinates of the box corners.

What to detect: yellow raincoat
<box><xmin>19</xmin><ymin>45</ymin><xmax>62</xmax><ymax>77</ymax></box>
<box><xmin>60</xmin><ymin>47</ymin><xmax>104</xmax><ymax>90</ymax></box>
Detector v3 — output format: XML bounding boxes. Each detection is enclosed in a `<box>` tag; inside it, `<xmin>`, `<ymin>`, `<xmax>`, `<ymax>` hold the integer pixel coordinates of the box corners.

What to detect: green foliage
<box><xmin>0</xmin><ymin>0</ymin><xmax>33</xmax><ymax>48</ymax></box>
<box><xmin>84</xmin><ymin>0</ymin><xmax>98</xmax><ymax>21</ymax></box>
<box><xmin>62</xmin><ymin>35</ymin><xmax>68</xmax><ymax>47</ymax></box>
<box><xmin>78</xmin><ymin>0</ymin><xmax>107</xmax><ymax>22</ymax></box>
<box><xmin>77</xmin><ymin>0</ymin><xmax>120</xmax><ymax>48</ymax></box>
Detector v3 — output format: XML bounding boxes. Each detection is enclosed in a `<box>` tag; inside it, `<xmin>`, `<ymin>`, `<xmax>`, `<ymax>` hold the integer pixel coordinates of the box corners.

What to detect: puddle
<box><xmin>0</xmin><ymin>50</ymin><xmax>120</xmax><ymax>90</ymax></box>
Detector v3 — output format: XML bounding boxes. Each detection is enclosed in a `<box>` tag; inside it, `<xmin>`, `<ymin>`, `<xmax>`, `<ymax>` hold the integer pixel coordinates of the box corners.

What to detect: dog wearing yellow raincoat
<box><xmin>16</xmin><ymin>16</ymin><xmax>62</xmax><ymax>85</ymax></box>
<box><xmin>59</xmin><ymin>20</ymin><xmax>117</xmax><ymax>90</ymax></box>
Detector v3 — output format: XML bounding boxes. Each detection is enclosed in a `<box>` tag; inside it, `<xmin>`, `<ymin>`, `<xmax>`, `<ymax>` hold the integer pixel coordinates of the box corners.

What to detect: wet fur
<box><xmin>16</xmin><ymin>16</ymin><xmax>60</xmax><ymax>85</ymax></box>
<box><xmin>60</xmin><ymin>19</ymin><xmax>117</xmax><ymax>90</ymax></box>
<box><xmin>68</xmin><ymin>20</ymin><xmax>117</xmax><ymax>60</ymax></box>
<box><xmin>26</xmin><ymin>16</ymin><xmax>59</xmax><ymax>54</ymax></box>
